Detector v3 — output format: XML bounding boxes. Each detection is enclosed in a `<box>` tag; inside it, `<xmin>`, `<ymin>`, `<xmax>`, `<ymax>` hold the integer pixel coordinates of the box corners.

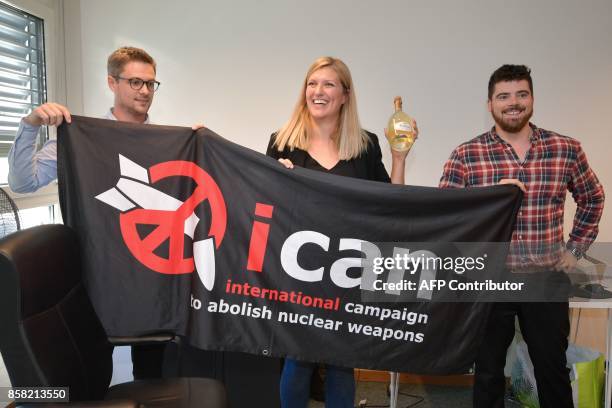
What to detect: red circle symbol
<box><xmin>119</xmin><ymin>161</ymin><xmax>226</xmax><ymax>274</ymax></box>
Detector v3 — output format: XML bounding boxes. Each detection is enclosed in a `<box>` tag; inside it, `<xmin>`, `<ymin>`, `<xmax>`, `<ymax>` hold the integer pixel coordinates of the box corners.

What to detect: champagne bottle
<box><xmin>386</xmin><ymin>96</ymin><xmax>416</xmax><ymax>152</ymax></box>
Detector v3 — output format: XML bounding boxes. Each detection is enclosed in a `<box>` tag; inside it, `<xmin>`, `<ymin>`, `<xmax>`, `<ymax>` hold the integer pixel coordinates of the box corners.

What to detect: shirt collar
<box><xmin>104</xmin><ymin>108</ymin><xmax>150</xmax><ymax>124</ymax></box>
<box><xmin>487</xmin><ymin>122</ymin><xmax>541</xmax><ymax>145</ymax></box>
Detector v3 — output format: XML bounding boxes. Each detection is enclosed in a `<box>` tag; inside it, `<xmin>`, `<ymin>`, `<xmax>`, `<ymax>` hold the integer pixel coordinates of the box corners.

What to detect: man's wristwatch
<box><xmin>566</xmin><ymin>244</ymin><xmax>584</xmax><ymax>260</ymax></box>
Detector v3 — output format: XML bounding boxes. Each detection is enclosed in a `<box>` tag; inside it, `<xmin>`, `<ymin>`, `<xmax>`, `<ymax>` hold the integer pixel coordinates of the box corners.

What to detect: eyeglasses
<box><xmin>114</xmin><ymin>76</ymin><xmax>161</xmax><ymax>92</ymax></box>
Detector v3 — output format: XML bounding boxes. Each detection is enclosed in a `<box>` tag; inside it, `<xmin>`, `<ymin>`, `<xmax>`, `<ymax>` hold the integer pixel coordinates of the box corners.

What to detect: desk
<box><xmin>569</xmin><ymin>297</ymin><xmax>612</xmax><ymax>408</ymax></box>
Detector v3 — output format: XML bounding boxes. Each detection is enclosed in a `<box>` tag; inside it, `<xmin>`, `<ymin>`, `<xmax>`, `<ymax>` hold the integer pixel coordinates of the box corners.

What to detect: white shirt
<box><xmin>7</xmin><ymin>109</ymin><xmax>150</xmax><ymax>193</ymax></box>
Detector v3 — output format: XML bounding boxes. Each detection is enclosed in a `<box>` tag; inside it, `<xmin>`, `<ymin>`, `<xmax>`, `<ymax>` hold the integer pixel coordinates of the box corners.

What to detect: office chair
<box><xmin>0</xmin><ymin>187</ymin><xmax>20</xmax><ymax>238</ymax></box>
<box><xmin>0</xmin><ymin>224</ymin><xmax>227</xmax><ymax>407</ymax></box>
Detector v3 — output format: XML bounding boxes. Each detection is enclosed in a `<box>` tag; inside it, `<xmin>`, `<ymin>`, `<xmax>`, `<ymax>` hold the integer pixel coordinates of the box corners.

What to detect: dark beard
<box><xmin>492</xmin><ymin>107</ymin><xmax>533</xmax><ymax>133</ymax></box>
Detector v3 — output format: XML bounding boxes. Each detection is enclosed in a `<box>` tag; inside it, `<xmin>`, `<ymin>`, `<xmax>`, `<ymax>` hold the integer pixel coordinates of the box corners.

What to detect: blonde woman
<box><xmin>267</xmin><ymin>56</ymin><xmax>416</xmax><ymax>407</ymax></box>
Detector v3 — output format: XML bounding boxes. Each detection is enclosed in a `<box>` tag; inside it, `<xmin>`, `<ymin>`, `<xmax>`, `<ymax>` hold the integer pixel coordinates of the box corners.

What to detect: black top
<box><xmin>266</xmin><ymin>130</ymin><xmax>391</xmax><ymax>182</ymax></box>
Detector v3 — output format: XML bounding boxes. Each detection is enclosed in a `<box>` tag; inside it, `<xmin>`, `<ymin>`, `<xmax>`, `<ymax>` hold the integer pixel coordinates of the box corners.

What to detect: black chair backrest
<box><xmin>0</xmin><ymin>224</ymin><xmax>113</xmax><ymax>400</ymax></box>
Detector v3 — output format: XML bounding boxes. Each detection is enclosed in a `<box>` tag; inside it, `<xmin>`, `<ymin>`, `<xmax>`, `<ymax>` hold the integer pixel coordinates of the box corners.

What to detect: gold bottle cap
<box><xmin>394</xmin><ymin>96</ymin><xmax>403</xmax><ymax>111</ymax></box>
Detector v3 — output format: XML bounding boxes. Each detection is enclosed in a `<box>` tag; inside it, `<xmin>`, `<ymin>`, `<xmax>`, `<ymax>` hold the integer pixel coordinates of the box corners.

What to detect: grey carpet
<box><xmin>307</xmin><ymin>381</ymin><xmax>523</xmax><ymax>408</ymax></box>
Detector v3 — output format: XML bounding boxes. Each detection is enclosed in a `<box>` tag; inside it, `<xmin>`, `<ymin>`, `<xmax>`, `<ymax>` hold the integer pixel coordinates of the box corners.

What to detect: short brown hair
<box><xmin>107</xmin><ymin>46</ymin><xmax>156</xmax><ymax>77</ymax></box>
<box><xmin>488</xmin><ymin>64</ymin><xmax>533</xmax><ymax>99</ymax></box>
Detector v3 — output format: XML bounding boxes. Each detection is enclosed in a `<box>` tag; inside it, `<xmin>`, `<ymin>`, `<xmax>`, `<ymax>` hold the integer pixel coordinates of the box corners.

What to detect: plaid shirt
<box><xmin>440</xmin><ymin>123</ymin><xmax>605</xmax><ymax>268</ymax></box>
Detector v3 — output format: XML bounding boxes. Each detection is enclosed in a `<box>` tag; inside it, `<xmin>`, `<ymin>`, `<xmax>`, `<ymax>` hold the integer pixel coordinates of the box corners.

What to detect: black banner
<box><xmin>58</xmin><ymin>116</ymin><xmax>521</xmax><ymax>374</ymax></box>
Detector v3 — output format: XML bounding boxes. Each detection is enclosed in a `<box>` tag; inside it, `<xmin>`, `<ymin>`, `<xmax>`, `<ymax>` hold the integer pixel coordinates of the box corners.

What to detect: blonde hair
<box><xmin>107</xmin><ymin>46</ymin><xmax>156</xmax><ymax>77</ymax></box>
<box><xmin>273</xmin><ymin>57</ymin><xmax>368</xmax><ymax>159</ymax></box>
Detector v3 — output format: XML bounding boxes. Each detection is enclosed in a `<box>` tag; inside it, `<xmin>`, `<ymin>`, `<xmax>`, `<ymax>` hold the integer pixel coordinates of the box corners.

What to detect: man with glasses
<box><xmin>8</xmin><ymin>46</ymin><xmax>161</xmax><ymax>193</ymax></box>
<box><xmin>8</xmin><ymin>46</ymin><xmax>169</xmax><ymax>381</ymax></box>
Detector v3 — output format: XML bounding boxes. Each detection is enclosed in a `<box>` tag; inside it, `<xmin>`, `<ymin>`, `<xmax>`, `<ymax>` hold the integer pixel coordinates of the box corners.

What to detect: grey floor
<box><xmin>0</xmin><ymin>354</ymin><xmax>9</xmax><ymax>389</ymax></box>
<box><xmin>307</xmin><ymin>380</ymin><xmax>523</xmax><ymax>408</ymax></box>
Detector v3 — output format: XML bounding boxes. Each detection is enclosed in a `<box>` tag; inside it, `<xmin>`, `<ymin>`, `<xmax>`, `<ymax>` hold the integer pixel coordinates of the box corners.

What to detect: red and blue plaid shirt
<box><xmin>440</xmin><ymin>123</ymin><xmax>605</xmax><ymax>268</ymax></box>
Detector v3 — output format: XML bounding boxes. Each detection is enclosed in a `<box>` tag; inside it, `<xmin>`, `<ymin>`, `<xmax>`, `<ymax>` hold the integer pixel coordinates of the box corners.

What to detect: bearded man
<box><xmin>439</xmin><ymin>64</ymin><xmax>605</xmax><ymax>408</ymax></box>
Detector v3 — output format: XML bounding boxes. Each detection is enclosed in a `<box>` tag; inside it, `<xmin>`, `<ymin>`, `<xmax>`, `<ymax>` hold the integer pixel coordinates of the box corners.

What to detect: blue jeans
<box><xmin>280</xmin><ymin>359</ymin><xmax>355</xmax><ymax>408</ymax></box>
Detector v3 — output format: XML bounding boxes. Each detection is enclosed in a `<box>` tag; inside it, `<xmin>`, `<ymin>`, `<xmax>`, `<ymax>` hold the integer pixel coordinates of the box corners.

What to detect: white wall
<box><xmin>66</xmin><ymin>0</ymin><xmax>612</xmax><ymax>240</ymax></box>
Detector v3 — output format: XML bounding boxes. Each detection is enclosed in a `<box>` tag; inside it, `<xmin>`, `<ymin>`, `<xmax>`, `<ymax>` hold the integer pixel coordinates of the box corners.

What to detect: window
<box><xmin>19</xmin><ymin>203</ymin><xmax>60</xmax><ymax>227</ymax></box>
<box><xmin>0</xmin><ymin>1</ymin><xmax>46</xmax><ymax>184</ymax></box>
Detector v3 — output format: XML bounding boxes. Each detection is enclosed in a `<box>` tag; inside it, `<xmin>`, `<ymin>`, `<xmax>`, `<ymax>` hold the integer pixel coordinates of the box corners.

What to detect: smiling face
<box><xmin>488</xmin><ymin>79</ymin><xmax>534</xmax><ymax>133</ymax></box>
<box><xmin>108</xmin><ymin>61</ymin><xmax>156</xmax><ymax>123</ymax></box>
<box><xmin>305</xmin><ymin>66</ymin><xmax>348</xmax><ymax>124</ymax></box>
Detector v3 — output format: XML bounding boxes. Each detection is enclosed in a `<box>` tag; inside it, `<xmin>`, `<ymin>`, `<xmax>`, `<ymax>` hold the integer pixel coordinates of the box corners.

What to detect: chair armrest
<box><xmin>108</xmin><ymin>333</ymin><xmax>175</xmax><ymax>346</ymax></box>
